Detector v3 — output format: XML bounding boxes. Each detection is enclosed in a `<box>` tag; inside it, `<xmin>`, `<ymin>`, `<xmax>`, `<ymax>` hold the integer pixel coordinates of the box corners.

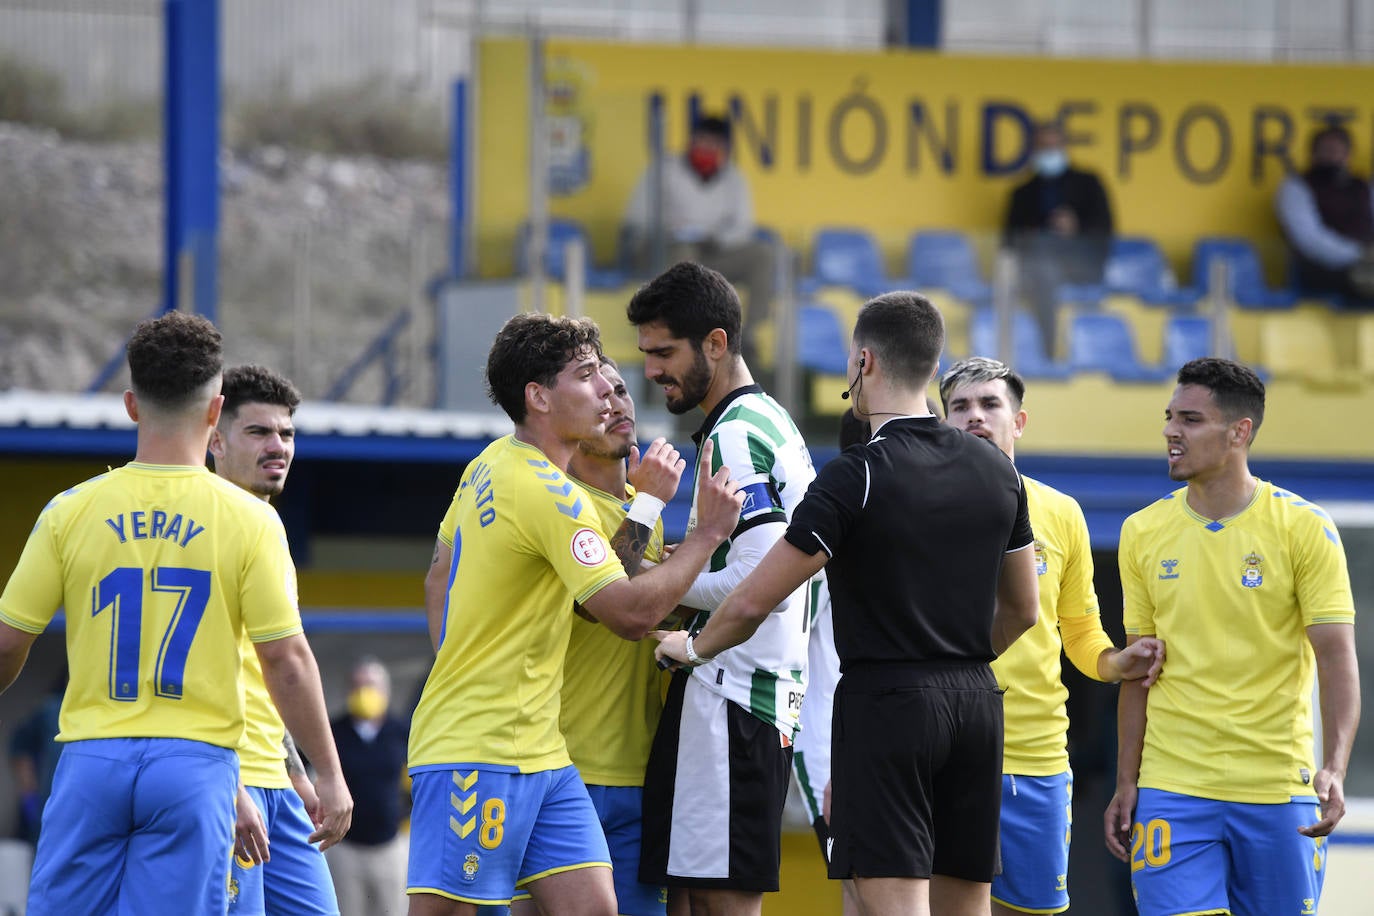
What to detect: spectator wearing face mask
<box><xmin>1004</xmin><ymin>120</ymin><xmax>1114</xmax><ymax>349</ymax></box>
<box><xmin>325</xmin><ymin>657</ymin><xmax>410</xmax><ymax>916</ymax></box>
<box><xmin>623</xmin><ymin>114</ymin><xmax>776</xmax><ymax>358</ymax></box>
<box><xmin>1277</xmin><ymin>124</ymin><xmax>1374</xmax><ymax>308</ymax></box>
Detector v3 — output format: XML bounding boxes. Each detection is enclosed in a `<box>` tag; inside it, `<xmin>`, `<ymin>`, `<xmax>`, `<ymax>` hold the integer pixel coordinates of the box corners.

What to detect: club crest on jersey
<box><xmin>1158</xmin><ymin>558</ymin><xmax>1180</xmax><ymax>580</ymax></box>
<box><xmin>1033</xmin><ymin>539</ymin><xmax>1048</xmax><ymax>576</ymax></box>
<box><xmin>227</xmin><ymin>875</ymin><xmax>240</xmax><ymax>904</ymax></box>
<box><xmin>570</xmin><ymin>528</ymin><xmax>608</xmax><ymax>566</ymax></box>
<box><xmin>463</xmin><ymin>853</ymin><xmax>481</xmax><ymax>881</ymax></box>
<box><xmin>1241</xmin><ymin>552</ymin><xmax>1264</xmax><ymax>588</ymax></box>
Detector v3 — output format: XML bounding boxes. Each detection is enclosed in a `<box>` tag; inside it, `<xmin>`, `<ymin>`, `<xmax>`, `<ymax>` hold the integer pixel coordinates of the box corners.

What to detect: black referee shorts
<box><xmin>827</xmin><ymin>664</ymin><xmax>1004</xmax><ymax>883</ymax></box>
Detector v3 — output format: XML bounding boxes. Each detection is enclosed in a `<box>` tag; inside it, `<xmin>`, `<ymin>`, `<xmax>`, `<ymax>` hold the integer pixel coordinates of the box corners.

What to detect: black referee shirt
<box><xmin>784</xmin><ymin>415</ymin><xmax>1033</xmax><ymax>670</ymax></box>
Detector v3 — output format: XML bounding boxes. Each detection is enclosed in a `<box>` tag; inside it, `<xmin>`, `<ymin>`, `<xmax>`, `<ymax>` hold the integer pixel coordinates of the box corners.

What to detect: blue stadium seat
<box><xmin>968</xmin><ymin>309</ymin><xmax>1071</xmax><ymax>379</ymax></box>
<box><xmin>1067</xmin><ymin>313</ymin><xmax>1170</xmax><ymax>382</ymax></box>
<box><xmin>1162</xmin><ymin>315</ymin><xmax>1213</xmax><ymax>371</ymax></box>
<box><xmin>517</xmin><ymin>218</ymin><xmax>626</xmax><ymax>288</ymax></box>
<box><xmin>797</xmin><ymin>304</ymin><xmax>851</xmax><ymax>375</ymax></box>
<box><xmin>1191</xmin><ymin>237</ymin><xmax>1296</xmax><ymax>309</ymax></box>
<box><xmin>805</xmin><ymin>228</ymin><xmax>889</xmax><ymax>297</ymax></box>
<box><xmin>1059</xmin><ymin>236</ymin><xmax>1198</xmax><ymax>307</ymax></box>
<box><xmin>906</xmin><ymin>230</ymin><xmax>991</xmax><ymax>304</ymax></box>
<box><xmin>1106</xmin><ymin>236</ymin><xmax>1173</xmax><ymax>297</ymax></box>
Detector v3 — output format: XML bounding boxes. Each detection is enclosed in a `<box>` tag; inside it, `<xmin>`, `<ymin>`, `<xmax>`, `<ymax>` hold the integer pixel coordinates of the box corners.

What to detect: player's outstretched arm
<box><xmin>423</xmin><ymin>538</ymin><xmax>453</xmax><ymax>652</ymax></box>
<box><xmin>1105</xmin><ymin>635</ymin><xmax>1150</xmax><ymax>863</ymax></box>
<box><xmin>582</xmin><ymin>439</ymin><xmax>741</xmax><ymax>640</ymax></box>
<box><xmin>0</xmin><ymin>622</ymin><xmax>37</xmax><ymax>694</ymax></box>
<box><xmin>255</xmin><ymin>634</ymin><xmax>354</xmax><ymax>849</ymax></box>
<box><xmin>655</xmin><ymin>537</ymin><xmax>826</xmax><ymax>668</ymax></box>
<box><xmin>1300</xmin><ymin>622</ymin><xmax>1360</xmax><ymax>838</ymax></box>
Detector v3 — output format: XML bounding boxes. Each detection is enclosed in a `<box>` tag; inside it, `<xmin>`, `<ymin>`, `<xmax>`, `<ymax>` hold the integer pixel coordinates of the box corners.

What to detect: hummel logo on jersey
<box><xmin>1158</xmin><ymin>559</ymin><xmax>1180</xmax><ymax>580</ymax></box>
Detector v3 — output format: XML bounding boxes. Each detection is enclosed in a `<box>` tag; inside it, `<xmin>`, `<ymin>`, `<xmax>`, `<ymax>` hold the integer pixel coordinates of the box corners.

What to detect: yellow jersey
<box><xmin>559</xmin><ymin>481</ymin><xmax>665</xmax><ymax>786</ymax></box>
<box><xmin>409</xmin><ymin>436</ymin><xmax>628</xmax><ymax>774</ymax></box>
<box><xmin>993</xmin><ymin>476</ymin><xmax>1114</xmax><ymax>775</ymax></box>
<box><xmin>1120</xmin><ymin>480</ymin><xmax>1355</xmax><ymax>803</ymax></box>
<box><xmin>238</xmin><ymin>636</ymin><xmax>291</xmax><ymax>789</ymax></box>
<box><xmin>0</xmin><ymin>463</ymin><xmax>302</xmax><ymax>750</ymax></box>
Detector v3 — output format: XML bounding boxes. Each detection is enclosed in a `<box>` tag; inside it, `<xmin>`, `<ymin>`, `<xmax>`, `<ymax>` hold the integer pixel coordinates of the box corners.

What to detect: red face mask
<box><xmin>688</xmin><ymin>145</ymin><xmax>723</xmax><ymax>180</ymax></box>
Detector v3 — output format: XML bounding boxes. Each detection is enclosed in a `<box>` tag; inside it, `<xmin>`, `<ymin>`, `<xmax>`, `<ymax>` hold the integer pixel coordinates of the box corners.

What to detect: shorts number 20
<box><xmin>1130</xmin><ymin>818</ymin><xmax>1172</xmax><ymax>872</ymax></box>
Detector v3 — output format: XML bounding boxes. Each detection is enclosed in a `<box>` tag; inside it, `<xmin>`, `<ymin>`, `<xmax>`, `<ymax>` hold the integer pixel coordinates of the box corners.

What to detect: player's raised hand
<box><xmin>690</xmin><ymin>439</ymin><xmax>743</xmax><ymax>543</ymax></box>
<box><xmin>307</xmin><ymin>771</ymin><xmax>354</xmax><ymax>851</ymax></box>
<box><xmin>628</xmin><ymin>437</ymin><xmax>685</xmax><ymax>503</ymax></box>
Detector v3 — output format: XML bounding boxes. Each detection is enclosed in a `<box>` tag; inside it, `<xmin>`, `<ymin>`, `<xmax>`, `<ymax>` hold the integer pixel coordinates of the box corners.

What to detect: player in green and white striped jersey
<box><xmin>630</xmin><ymin>262</ymin><xmax>815</xmax><ymax>916</ymax></box>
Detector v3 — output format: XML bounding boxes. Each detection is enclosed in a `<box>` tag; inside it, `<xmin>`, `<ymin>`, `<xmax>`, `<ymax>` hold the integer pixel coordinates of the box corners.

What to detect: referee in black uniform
<box><xmin>654</xmin><ymin>291</ymin><xmax>1040</xmax><ymax>916</ymax></box>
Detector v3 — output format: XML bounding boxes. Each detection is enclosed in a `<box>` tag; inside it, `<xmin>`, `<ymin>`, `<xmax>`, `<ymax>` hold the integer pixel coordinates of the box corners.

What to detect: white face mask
<box><xmin>1033</xmin><ymin>148</ymin><xmax>1069</xmax><ymax>178</ymax></box>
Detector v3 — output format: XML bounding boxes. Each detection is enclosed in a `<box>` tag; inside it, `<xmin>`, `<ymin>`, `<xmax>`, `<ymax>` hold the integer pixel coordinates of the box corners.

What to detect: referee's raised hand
<box><xmin>689</xmin><ymin>439</ymin><xmax>743</xmax><ymax>544</ymax></box>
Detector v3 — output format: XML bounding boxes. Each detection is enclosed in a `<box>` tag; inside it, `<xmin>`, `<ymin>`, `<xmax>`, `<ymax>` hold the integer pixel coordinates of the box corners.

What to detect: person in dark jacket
<box><xmin>1005</xmin><ymin>121</ymin><xmax>1114</xmax><ymax>349</ymax></box>
<box><xmin>326</xmin><ymin>657</ymin><xmax>410</xmax><ymax>916</ymax></box>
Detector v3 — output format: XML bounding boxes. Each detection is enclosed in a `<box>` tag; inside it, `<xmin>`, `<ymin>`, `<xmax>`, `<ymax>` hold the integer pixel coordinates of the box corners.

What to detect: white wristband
<box><xmin>626</xmin><ymin>492</ymin><xmax>666</xmax><ymax>529</ymax></box>
<box><xmin>685</xmin><ymin>633</ymin><xmax>714</xmax><ymax>666</ymax></box>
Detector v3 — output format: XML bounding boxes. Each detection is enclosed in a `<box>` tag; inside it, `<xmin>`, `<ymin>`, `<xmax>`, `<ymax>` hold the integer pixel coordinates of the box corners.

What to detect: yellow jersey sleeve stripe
<box><xmin>248</xmin><ymin>624</ymin><xmax>305</xmax><ymax>643</ymax></box>
<box><xmin>0</xmin><ymin>607</ymin><xmax>49</xmax><ymax>635</ymax></box>
<box><xmin>572</xmin><ymin>571</ymin><xmax>627</xmax><ymax>606</ymax></box>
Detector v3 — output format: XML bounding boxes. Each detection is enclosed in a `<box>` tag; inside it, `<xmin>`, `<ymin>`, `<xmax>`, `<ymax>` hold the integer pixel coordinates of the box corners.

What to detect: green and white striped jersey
<box><xmin>684</xmin><ymin>385</ymin><xmax>815</xmax><ymax>738</ymax></box>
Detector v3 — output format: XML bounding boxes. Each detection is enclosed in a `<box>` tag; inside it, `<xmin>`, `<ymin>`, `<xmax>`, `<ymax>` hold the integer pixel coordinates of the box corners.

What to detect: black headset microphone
<box><xmin>840</xmin><ymin>356</ymin><xmax>865</xmax><ymax>400</ymax></box>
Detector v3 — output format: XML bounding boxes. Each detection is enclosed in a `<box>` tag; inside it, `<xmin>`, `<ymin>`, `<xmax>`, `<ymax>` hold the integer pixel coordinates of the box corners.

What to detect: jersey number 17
<box><xmin>93</xmin><ymin>566</ymin><xmax>212</xmax><ymax>702</ymax></box>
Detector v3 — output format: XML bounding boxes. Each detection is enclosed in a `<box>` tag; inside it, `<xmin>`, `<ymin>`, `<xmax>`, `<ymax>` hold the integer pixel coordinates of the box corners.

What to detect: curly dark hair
<box><xmin>486</xmin><ymin>313</ymin><xmax>604</xmax><ymax>423</ymax></box>
<box><xmin>626</xmin><ymin>262</ymin><xmax>742</xmax><ymax>355</ymax></box>
<box><xmin>852</xmin><ymin>292</ymin><xmax>944</xmax><ymax>390</ymax></box>
<box><xmin>126</xmin><ymin>311</ymin><xmax>223</xmax><ymax>409</ymax></box>
<box><xmin>1176</xmin><ymin>357</ymin><xmax>1266</xmax><ymax>440</ymax></box>
<box><xmin>222</xmin><ymin>365</ymin><xmax>302</xmax><ymax>418</ymax></box>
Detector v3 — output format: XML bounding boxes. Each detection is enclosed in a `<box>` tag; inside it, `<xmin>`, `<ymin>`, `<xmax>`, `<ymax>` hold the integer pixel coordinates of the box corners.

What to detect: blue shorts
<box><xmin>1131</xmin><ymin>788</ymin><xmax>1326</xmax><ymax>916</ymax></box>
<box><xmin>407</xmin><ymin>764</ymin><xmax>610</xmax><ymax>905</ymax></box>
<box><xmin>28</xmin><ymin>737</ymin><xmax>238</xmax><ymax>916</ymax></box>
<box><xmin>512</xmin><ymin>784</ymin><xmax>667</xmax><ymax>916</ymax></box>
<box><xmin>229</xmin><ymin>786</ymin><xmax>339</xmax><ymax>915</ymax></box>
<box><xmin>992</xmin><ymin>771</ymin><xmax>1072</xmax><ymax>914</ymax></box>
<box><xmin>586</xmin><ymin>785</ymin><xmax>666</xmax><ymax>916</ymax></box>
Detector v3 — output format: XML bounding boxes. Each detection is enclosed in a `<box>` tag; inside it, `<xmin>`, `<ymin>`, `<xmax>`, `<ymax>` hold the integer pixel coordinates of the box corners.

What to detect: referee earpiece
<box><xmin>841</xmin><ymin>355</ymin><xmax>866</xmax><ymax>401</ymax></box>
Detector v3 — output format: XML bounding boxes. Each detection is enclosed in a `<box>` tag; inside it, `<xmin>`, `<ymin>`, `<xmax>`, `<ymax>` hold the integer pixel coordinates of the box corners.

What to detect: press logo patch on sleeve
<box><xmin>570</xmin><ymin>528</ymin><xmax>609</xmax><ymax>566</ymax></box>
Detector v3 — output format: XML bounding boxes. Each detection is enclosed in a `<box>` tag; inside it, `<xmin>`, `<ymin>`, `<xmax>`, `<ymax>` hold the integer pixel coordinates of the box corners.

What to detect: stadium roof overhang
<box><xmin>2</xmin><ymin>391</ymin><xmax>1371</xmax><ymax>550</ymax></box>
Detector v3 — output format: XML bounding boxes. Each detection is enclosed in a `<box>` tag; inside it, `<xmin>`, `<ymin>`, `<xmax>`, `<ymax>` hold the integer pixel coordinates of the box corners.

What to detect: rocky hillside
<box><xmin>0</xmin><ymin>121</ymin><xmax>449</xmax><ymax>404</ymax></box>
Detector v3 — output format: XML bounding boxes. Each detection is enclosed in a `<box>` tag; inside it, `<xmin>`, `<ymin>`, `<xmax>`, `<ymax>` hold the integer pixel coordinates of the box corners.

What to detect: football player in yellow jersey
<box><xmin>507</xmin><ymin>357</ymin><xmax>669</xmax><ymax>916</ymax></box>
<box><xmin>210</xmin><ymin>365</ymin><xmax>342</xmax><ymax>915</ymax></box>
<box><xmin>1105</xmin><ymin>358</ymin><xmax>1360</xmax><ymax>916</ymax></box>
<box><xmin>410</xmin><ymin>314</ymin><xmax>743</xmax><ymax>916</ymax></box>
<box><xmin>0</xmin><ymin>313</ymin><xmax>351</xmax><ymax>916</ymax></box>
<box><xmin>939</xmin><ymin>357</ymin><xmax>1164</xmax><ymax>916</ymax></box>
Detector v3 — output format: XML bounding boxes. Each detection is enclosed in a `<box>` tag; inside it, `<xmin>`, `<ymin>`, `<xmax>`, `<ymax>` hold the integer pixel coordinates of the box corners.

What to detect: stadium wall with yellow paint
<box><xmin>476</xmin><ymin>37</ymin><xmax>1374</xmax><ymax>279</ymax></box>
